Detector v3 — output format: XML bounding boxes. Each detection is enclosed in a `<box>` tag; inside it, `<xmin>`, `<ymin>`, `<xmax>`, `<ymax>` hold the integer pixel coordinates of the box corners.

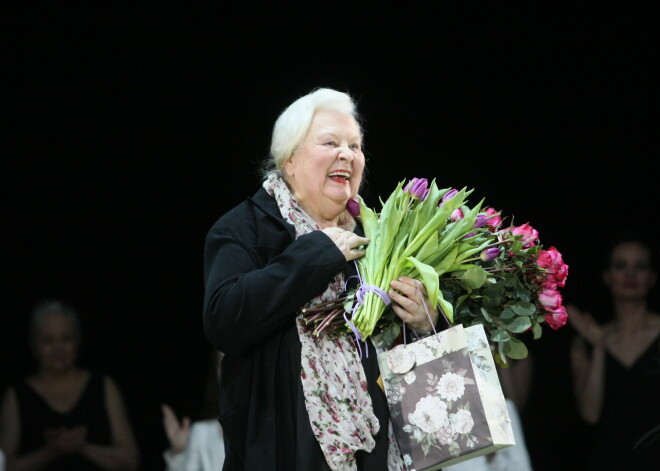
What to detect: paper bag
<box><xmin>377</xmin><ymin>324</ymin><xmax>515</xmax><ymax>471</ymax></box>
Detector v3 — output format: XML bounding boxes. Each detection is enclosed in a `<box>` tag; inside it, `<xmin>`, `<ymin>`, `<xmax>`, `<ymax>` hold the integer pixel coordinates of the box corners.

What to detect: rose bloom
<box><xmin>512</xmin><ymin>223</ymin><xmax>539</xmax><ymax>248</ymax></box>
<box><xmin>539</xmin><ymin>287</ymin><xmax>562</xmax><ymax>310</ymax></box>
<box><xmin>544</xmin><ymin>305</ymin><xmax>568</xmax><ymax>330</ymax></box>
<box><xmin>483</xmin><ymin>207</ymin><xmax>502</xmax><ymax>230</ymax></box>
<box><xmin>537</xmin><ymin>246</ymin><xmax>569</xmax><ymax>287</ymax></box>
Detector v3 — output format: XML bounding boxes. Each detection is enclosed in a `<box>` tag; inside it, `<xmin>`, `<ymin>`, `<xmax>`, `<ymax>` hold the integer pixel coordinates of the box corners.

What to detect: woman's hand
<box><xmin>161</xmin><ymin>404</ymin><xmax>190</xmax><ymax>455</ymax></box>
<box><xmin>44</xmin><ymin>426</ymin><xmax>87</xmax><ymax>456</ymax></box>
<box><xmin>388</xmin><ymin>277</ymin><xmax>439</xmax><ymax>332</ymax></box>
<box><xmin>322</xmin><ymin>227</ymin><xmax>370</xmax><ymax>261</ymax></box>
<box><xmin>567</xmin><ymin>304</ymin><xmax>604</xmax><ymax>348</ymax></box>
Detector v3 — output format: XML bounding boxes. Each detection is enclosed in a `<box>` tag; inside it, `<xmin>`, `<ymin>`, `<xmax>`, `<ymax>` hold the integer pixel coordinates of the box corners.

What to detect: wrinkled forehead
<box><xmin>308</xmin><ymin>109</ymin><xmax>362</xmax><ymax>139</ymax></box>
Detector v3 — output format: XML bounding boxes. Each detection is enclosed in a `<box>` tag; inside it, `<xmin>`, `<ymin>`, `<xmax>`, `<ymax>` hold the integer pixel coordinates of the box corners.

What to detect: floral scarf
<box><xmin>263</xmin><ymin>173</ymin><xmax>404</xmax><ymax>471</ymax></box>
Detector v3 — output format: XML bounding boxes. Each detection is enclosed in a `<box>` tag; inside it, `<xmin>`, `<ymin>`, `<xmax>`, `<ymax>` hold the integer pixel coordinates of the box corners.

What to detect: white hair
<box><xmin>262</xmin><ymin>87</ymin><xmax>361</xmax><ymax>177</ymax></box>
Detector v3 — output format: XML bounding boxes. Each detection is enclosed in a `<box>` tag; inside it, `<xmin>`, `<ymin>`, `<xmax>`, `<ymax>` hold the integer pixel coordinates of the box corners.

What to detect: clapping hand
<box><xmin>44</xmin><ymin>425</ymin><xmax>87</xmax><ymax>456</ymax></box>
<box><xmin>161</xmin><ymin>403</ymin><xmax>191</xmax><ymax>455</ymax></box>
<box><xmin>567</xmin><ymin>304</ymin><xmax>605</xmax><ymax>347</ymax></box>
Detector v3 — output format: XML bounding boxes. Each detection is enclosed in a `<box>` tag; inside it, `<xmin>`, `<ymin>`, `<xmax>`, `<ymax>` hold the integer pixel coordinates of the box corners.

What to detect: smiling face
<box><xmin>603</xmin><ymin>241</ymin><xmax>657</xmax><ymax>301</ymax></box>
<box><xmin>32</xmin><ymin>313</ymin><xmax>79</xmax><ymax>374</ymax></box>
<box><xmin>283</xmin><ymin>109</ymin><xmax>365</xmax><ymax>226</ymax></box>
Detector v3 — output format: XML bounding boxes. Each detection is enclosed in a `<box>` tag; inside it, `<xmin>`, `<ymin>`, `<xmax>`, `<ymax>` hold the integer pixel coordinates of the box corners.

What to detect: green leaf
<box><xmin>358</xmin><ymin>196</ymin><xmax>378</xmax><ymax>237</ymax></box>
<box><xmin>406</xmin><ymin>256</ymin><xmax>440</xmax><ymax>319</ymax></box>
<box><xmin>457</xmin><ymin>266</ymin><xmax>488</xmax><ymax>290</ymax></box>
<box><xmin>499</xmin><ymin>308</ymin><xmax>515</xmax><ymax>319</ymax></box>
<box><xmin>415</xmin><ymin>230</ymin><xmax>439</xmax><ymax>264</ymax></box>
<box><xmin>511</xmin><ymin>301</ymin><xmax>536</xmax><ymax>317</ymax></box>
<box><xmin>434</xmin><ymin>245</ymin><xmax>458</xmax><ymax>276</ymax></box>
<box><xmin>437</xmin><ymin>289</ymin><xmax>454</xmax><ymax>324</ymax></box>
<box><xmin>480</xmin><ymin>307</ymin><xmax>493</xmax><ymax>322</ymax></box>
<box><xmin>504</xmin><ymin>337</ymin><xmax>529</xmax><ymax>359</ymax></box>
<box><xmin>505</xmin><ymin>317</ymin><xmax>532</xmax><ymax>333</ymax></box>
<box><xmin>491</xmin><ymin>329</ymin><xmax>510</xmax><ymax>342</ymax></box>
<box><xmin>532</xmin><ymin>322</ymin><xmax>543</xmax><ymax>339</ymax></box>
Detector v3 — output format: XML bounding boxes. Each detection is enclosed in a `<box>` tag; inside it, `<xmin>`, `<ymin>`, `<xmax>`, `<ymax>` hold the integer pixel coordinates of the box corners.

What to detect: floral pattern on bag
<box><xmin>384</xmin><ymin>349</ymin><xmax>492</xmax><ymax>469</ymax></box>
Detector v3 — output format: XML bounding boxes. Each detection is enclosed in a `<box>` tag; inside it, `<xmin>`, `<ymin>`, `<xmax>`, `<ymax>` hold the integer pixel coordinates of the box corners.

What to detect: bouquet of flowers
<box><xmin>301</xmin><ymin>177</ymin><xmax>568</xmax><ymax>362</ymax></box>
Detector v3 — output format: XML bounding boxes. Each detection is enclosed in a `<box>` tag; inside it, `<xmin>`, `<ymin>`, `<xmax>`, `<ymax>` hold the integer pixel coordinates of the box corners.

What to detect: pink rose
<box><xmin>538</xmin><ymin>287</ymin><xmax>562</xmax><ymax>309</ymax></box>
<box><xmin>483</xmin><ymin>207</ymin><xmax>502</xmax><ymax>230</ymax></box>
<box><xmin>537</xmin><ymin>246</ymin><xmax>569</xmax><ymax>287</ymax></box>
<box><xmin>512</xmin><ymin>223</ymin><xmax>539</xmax><ymax>248</ymax></box>
<box><xmin>544</xmin><ymin>305</ymin><xmax>568</xmax><ymax>330</ymax></box>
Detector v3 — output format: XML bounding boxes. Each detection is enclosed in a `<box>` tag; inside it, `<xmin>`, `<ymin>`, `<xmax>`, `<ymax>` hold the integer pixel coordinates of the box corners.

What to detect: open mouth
<box><xmin>328</xmin><ymin>170</ymin><xmax>351</xmax><ymax>184</ymax></box>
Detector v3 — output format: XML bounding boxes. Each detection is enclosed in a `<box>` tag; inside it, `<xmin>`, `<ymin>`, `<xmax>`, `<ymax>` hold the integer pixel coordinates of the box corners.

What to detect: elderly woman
<box><xmin>203</xmin><ymin>88</ymin><xmax>438</xmax><ymax>471</ymax></box>
<box><xmin>0</xmin><ymin>301</ymin><xmax>139</xmax><ymax>471</ymax></box>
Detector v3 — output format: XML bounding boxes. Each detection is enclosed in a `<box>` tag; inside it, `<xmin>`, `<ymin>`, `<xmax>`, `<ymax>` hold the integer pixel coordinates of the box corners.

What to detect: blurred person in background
<box><xmin>568</xmin><ymin>237</ymin><xmax>659</xmax><ymax>470</ymax></box>
<box><xmin>0</xmin><ymin>300</ymin><xmax>139</xmax><ymax>471</ymax></box>
<box><xmin>161</xmin><ymin>351</ymin><xmax>224</xmax><ymax>470</ymax></box>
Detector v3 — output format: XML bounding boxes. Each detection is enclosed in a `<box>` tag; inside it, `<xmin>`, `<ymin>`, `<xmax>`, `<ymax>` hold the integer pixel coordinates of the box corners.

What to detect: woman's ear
<box><xmin>283</xmin><ymin>154</ymin><xmax>295</xmax><ymax>179</ymax></box>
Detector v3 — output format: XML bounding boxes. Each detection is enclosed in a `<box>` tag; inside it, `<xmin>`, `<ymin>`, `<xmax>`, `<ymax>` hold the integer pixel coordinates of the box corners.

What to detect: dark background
<box><xmin>2</xmin><ymin>3</ymin><xmax>658</xmax><ymax>470</ymax></box>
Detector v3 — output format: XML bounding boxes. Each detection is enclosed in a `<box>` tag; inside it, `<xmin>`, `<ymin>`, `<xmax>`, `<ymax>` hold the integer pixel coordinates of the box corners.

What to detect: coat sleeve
<box><xmin>202</xmin><ymin>211</ymin><xmax>346</xmax><ymax>356</ymax></box>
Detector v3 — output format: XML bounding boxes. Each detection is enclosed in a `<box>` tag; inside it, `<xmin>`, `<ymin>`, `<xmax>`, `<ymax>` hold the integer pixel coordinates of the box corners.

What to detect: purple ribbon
<box><xmin>343</xmin><ymin>262</ymin><xmax>392</xmax><ymax>358</ymax></box>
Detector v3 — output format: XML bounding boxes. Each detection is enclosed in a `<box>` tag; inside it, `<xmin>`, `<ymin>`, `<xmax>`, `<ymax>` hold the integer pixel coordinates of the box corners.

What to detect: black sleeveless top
<box><xmin>587</xmin><ymin>333</ymin><xmax>660</xmax><ymax>471</ymax></box>
<box><xmin>14</xmin><ymin>370</ymin><xmax>112</xmax><ymax>470</ymax></box>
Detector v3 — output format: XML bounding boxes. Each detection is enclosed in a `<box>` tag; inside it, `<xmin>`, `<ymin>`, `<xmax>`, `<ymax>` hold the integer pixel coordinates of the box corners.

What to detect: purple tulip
<box><xmin>346</xmin><ymin>198</ymin><xmax>360</xmax><ymax>217</ymax></box>
<box><xmin>443</xmin><ymin>188</ymin><xmax>458</xmax><ymax>201</ymax></box>
<box><xmin>480</xmin><ymin>247</ymin><xmax>502</xmax><ymax>262</ymax></box>
<box><xmin>451</xmin><ymin>208</ymin><xmax>464</xmax><ymax>221</ymax></box>
<box><xmin>404</xmin><ymin>178</ymin><xmax>429</xmax><ymax>201</ymax></box>
<box><xmin>463</xmin><ymin>232</ymin><xmax>477</xmax><ymax>239</ymax></box>
<box><xmin>438</xmin><ymin>188</ymin><xmax>458</xmax><ymax>207</ymax></box>
<box><xmin>474</xmin><ymin>214</ymin><xmax>488</xmax><ymax>228</ymax></box>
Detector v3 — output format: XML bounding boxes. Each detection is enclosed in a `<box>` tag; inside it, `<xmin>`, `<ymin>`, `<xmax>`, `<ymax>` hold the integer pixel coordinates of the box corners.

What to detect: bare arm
<box><xmin>0</xmin><ymin>387</ymin><xmax>59</xmax><ymax>471</ymax></box>
<box><xmin>80</xmin><ymin>376</ymin><xmax>139</xmax><ymax>470</ymax></box>
<box><xmin>568</xmin><ymin>304</ymin><xmax>606</xmax><ymax>424</ymax></box>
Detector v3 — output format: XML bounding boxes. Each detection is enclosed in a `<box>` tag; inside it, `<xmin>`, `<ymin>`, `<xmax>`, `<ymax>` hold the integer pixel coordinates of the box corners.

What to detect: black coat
<box><xmin>203</xmin><ymin>188</ymin><xmax>389</xmax><ymax>471</ymax></box>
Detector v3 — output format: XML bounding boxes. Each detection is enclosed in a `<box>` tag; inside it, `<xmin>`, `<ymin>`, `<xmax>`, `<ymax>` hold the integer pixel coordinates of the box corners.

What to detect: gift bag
<box><xmin>377</xmin><ymin>324</ymin><xmax>515</xmax><ymax>471</ymax></box>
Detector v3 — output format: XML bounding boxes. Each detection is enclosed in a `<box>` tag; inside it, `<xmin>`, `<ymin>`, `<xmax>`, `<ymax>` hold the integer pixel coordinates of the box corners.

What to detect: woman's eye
<box><xmin>350</xmin><ymin>143</ymin><xmax>361</xmax><ymax>150</ymax></box>
<box><xmin>324</xmin><ymin>141</ymin><xmax>336</xmax><ymax>146</ymax></box>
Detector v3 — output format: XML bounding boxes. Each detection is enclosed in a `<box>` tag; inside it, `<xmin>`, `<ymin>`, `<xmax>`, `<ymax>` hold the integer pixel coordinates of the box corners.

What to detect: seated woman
<box><xmin>0</xmin><ymin>300</ymin><xmax>139</xmax><ymax>471</ymax></box>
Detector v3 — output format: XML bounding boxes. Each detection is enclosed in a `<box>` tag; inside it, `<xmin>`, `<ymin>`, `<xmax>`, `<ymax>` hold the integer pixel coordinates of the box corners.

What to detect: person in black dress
<box><xmin>568</xmin><ymin>238</ymin><xmax>659</xmax><ymax>470</ymax></box>
<box><xmin>203</xmin><ymin>87</ymin><xmax>439</xmax><ymax>471</ymax></box>
<box><xmin>0</xmin><ymin>300</ymin><xmax>139</xmax><ymax>470</ymax></box>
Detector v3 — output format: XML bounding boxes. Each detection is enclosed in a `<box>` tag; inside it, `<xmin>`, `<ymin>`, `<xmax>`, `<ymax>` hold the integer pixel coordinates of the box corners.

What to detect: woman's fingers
<box><xmin>321</xmin><ymin>227</ymin><xmax>370</xmax><ymax>261</ymax></box>
<box><xmin>389</xmin><ymin>277</ymin><xmax>438</xmax><ymax>331</ymax></box>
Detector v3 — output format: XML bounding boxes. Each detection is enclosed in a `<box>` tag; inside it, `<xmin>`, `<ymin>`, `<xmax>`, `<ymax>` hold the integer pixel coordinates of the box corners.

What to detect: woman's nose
<box><xmin>338</xmin><ymin>145</ymin><xmax>354</xmax><ymax>161</ymax></box>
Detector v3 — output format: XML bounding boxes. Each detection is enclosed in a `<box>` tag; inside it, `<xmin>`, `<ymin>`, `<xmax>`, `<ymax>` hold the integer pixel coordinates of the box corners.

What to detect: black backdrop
<box><xmin>3</xmin><ymin>3</ymin><xmax>658</xmax><ymax>470</ymax></box>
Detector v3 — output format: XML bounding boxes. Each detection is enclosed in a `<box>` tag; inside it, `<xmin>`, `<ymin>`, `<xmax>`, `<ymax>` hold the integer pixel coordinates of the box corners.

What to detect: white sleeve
<box><xmin>163</xmin><ymin>449</ymin><xmax>186</xmax><ymax>471</ymax></box>
<box><xmin>491</xmin><ymin>400</ymin><xmax>534</xmax><ymax>471</ymax></box>
<box><xmin>184</xmin><ymin>420</ymin><xmax>225</xmax><ymax>471</ymax></box>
